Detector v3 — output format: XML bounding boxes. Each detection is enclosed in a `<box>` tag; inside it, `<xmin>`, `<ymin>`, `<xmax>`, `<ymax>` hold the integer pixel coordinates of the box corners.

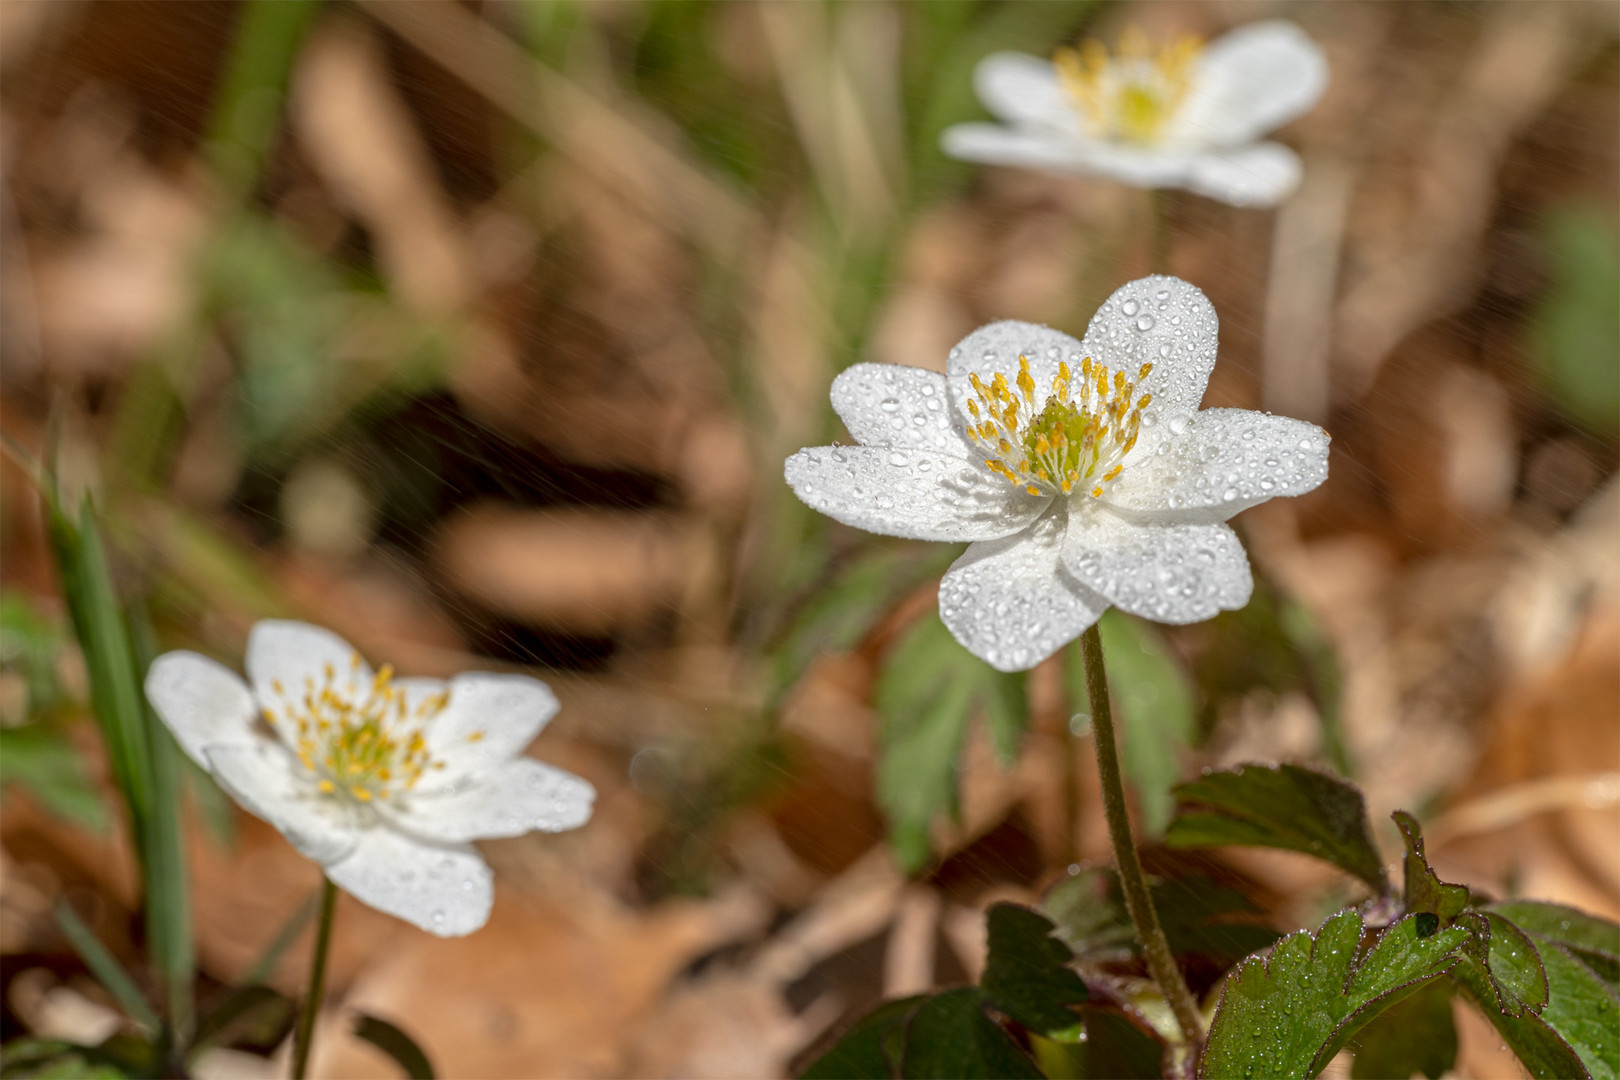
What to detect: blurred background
<box><xmin>0</xmin><ymin>1</ymin><xmax>1615</xmax><ymax>1076</ymax></box>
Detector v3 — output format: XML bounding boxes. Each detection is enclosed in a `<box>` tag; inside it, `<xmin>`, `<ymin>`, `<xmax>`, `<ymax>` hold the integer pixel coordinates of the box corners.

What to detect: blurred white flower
<box><xmin>784</xmin><ymin>275</ymin><xmax>1329</xmax><ymax>671</ymax></box>
<box><xmin>942</xmin><ymin>22</ymin><xmax>1327</xmax><ymax>207</ymax></box>
<box><xmin>146</xmin><ymin>621</ymin><xmax>593</xmax><ymax>936</ymax></box>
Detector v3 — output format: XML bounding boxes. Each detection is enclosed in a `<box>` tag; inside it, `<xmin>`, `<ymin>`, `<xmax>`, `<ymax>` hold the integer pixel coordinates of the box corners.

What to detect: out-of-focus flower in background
<box><xmin>785</xmin><ymin>275</ymin><xmax>1330</xmax><ymax>671</ymax></box>
<box><xmin>145</xmin><ymin>620</ymin><xmax>593</xmax><ymax>936</ymax></box>
<box><xmin>942</xmin><ymin>21</ymin><xmax>1328</xmax><ymax>206</ymax></box>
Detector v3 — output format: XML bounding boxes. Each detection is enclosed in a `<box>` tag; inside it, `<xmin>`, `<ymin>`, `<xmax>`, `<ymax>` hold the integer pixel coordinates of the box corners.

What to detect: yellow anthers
<box><xmin>1054</xmin><ymin>28</ymin><xmax>1202</xmax><ymax>145</ymax></box>
<box><xmin>965</xmin><ymin>351</ymin><xmax>1150</xmax><ymax>501</ymax></box>
<box><xmin>270</xmin><ymin>658</ymin><xmax>451</xmax><ymax>805</ymax></box>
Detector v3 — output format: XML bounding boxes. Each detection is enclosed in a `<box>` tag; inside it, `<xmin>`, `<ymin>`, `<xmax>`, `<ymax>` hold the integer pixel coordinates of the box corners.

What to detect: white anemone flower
<box><xmin>145</xmin><ymin>621</ymin><xmax>594</xmax><ymax>936</ymax></box>
<box><xmin>784</xmin><ymin>275</ymin><xmax>1329</xmax><ymax>672</ymax></box>
<box><xmin>941</xmin><ymin>21</ymin><xmax>1327</xmax><ymax>207</ymax></box>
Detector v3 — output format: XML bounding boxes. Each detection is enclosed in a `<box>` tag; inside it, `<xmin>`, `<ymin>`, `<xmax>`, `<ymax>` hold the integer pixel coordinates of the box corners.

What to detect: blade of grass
<box><xmin>244</xmin><ymin>887</ymin><xmax>322</xmax><ymax>986</ymax></box>
<box><xmin>52</xmin><ymin>902</ymin><xmax>161</xmax><ymax>1036</ymax></box>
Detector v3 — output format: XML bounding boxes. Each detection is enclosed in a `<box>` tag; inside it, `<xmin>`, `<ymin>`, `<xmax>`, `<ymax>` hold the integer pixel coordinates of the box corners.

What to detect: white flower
<box><xmin>941</xmin><ymin>21</ymin><xmax>1327</xmax><ymax>207</ymax></box>
<box><xmin>783</xmin><ymin>275</ymin><xmax>1329</xmax><ymax>672</ymax></box>
<box><xmin>145</xmin><ymin>621</ymin><xmax>594</xmax><ymax>936</ymax></box>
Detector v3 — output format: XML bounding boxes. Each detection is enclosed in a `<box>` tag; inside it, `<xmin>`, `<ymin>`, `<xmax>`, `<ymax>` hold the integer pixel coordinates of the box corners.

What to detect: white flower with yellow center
<box><xmin>145</xmin><ymin>621</ymin><xmax>594</xmax><ymax>936</ymax></box>
<box><xmin>941</xmin><ymin>21</ymin><xmax>1327</xmax><ymax>207</ymax></box>
<box><xmin>784</xmin><ymin>275</ymin><xmax>1329</xmax><ymax>671</ymax></box>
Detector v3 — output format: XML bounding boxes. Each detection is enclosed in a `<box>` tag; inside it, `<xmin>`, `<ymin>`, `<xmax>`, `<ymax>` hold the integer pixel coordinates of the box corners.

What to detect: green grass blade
<box><xmin>52</xmin><ymin>902</ymin><xmax>161</xmax><ymax>1036</ymax></box>
<box><xmin>245</xmin><ymin>888</ymin><xmax>322</xmax><ymax>986</ymax></box>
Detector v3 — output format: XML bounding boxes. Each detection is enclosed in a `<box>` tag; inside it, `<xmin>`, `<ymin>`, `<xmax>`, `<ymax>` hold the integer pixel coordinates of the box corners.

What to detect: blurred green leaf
<box><xmin>1165</xmin><ymin>763</ymin><xmax>1387</xmax><ymax>893</ymax></box>
<box><xmin>1349</xmin><ymin>980</ymin><xmax>1457</xmax><ymax>1080</ymax></box>
<box><xmin>0</xmin><ymin>727</ymin><xmax>107</xmax><ymax>831</ymax></box>
<box><xmin>205</xmin><ymin>0</ymin><xmax>321</xmax><ymax>199</ymax></box>
<box><xmin>352</xmin><ymin>1014</ymin><xmax>436</xmax><ymax>1080</ymax></box>
<box><xmin>1031</xmin><ymin>1007</ymin><xmax>1162</xmax><ymax>1080</ymax></box>
<box><xmin>1529</xmin><ymin>204</ymin><xmax>1620</xmax><ymax>437</ymax></box>
<box><xmin>1066</xmin><ymin>610</ymin><xmax>1193</xmax><ymax>835</ymax></box>
<box><xmin>979</xmin><ymin>903</ymin><xmax>1088</xmax><ymax>1036</ymax></box>
<box><xmin>1200</xmin><ymin>911</ymin><xmax>1469</xmax><ymax>1080</ymax></box>
<box><xmin>876</xmin><ymin>615</ymin><xmax>1026</xmax><ymax>873</ymax></box>
<box><xmin>801</xmin><ymin>996</ymin><xmax>927</xmax><ymax>1080</ymax></box>
<box><xmin>0</xmin><ymin>592</ymin><xmax>68</xmax><ymax>720</ymax></box>
<box><xmin>1394</xmin><ymin>811</ymin><xmax>1470</xmax><ymax>922</ymax></box>
<box><xmin>190</xmin><ymin>986</ymin><xmax>293</xmax><ymax>1054</ymax></box>
<box><xmin>51</xmin><ymin>902</ymin><xmax>160</xmax><ymax>1036</ymax></box>
<box><xmin>900</xmin><ymin>988</ymin><xmax>1042</xmax><ymax>1080</ymax></box>
<box><xmin>0</xmin><ymin>1039</ymin><xmax>134</xmax><ymax>1080</ymax></box>
<box><xmin>1042</xmin><ymin>868</ymin><xmax>1278</xmax><ymax>969</ymax></box>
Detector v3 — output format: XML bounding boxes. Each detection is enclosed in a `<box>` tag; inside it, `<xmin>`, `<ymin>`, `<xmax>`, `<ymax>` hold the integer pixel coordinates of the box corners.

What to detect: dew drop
<box><xmin>432</xmin><ymin>910</ymin><xmax>446</xmax><ymax>926</ymax></box>
<box><xmin>880</xmin><ymin>398</ymin><xmax>900</xmax><ymax>413</ymax></box>
<box><xmin>1168</xmin><ymin>415</ymin><xmax>1189</xmax><ymax>435</ymax></box>
<box><xmin>1122</xmin><ymin>298</ymin><xmax>1140</xmax><ymax>316</ymax></box>
<box><xmin>1135</xmin><ymin>315</ymin><xmax>1156</xmax><ymax>331</ymax></box>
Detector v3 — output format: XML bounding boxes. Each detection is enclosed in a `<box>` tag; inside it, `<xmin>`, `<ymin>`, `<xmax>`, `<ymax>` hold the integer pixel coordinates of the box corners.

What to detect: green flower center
<box><xmin>1055</xmin><ymin>29</ymin><xmax>1201</xmax><ymax>145</ymax></box>
<box><xmin>965</xmin><ymin>353</ymin><xmax>1153</xmax><ymax>498</ymax></box>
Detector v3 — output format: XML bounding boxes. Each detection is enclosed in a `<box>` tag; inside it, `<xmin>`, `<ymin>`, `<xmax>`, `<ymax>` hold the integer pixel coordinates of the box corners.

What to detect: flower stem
<box><xmin>290</xmin><ymin>877</ymin><xmax>338</xmax><ymax>1080</ymax></box>
<box><xmin>1077</xmin><ymin>623</ymin><xmax>1202</xmax><ymax>1047</ymax></box>
<box><xmin>1148</xmin><ymin>189</ymin><xmax>1171</xmax><ymax>274</ymax></box>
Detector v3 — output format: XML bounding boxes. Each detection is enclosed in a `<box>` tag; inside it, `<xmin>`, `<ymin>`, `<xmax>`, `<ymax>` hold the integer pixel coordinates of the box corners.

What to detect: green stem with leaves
<box><xmin>1077</xmin><ymin>623</ymin><xmax>1202</xmax><ymax>1047</ymax></box>
<box><xmin>291</xmin><ymin>877</ymin><xmax>338</xmax><ymax>1080</ymax></box>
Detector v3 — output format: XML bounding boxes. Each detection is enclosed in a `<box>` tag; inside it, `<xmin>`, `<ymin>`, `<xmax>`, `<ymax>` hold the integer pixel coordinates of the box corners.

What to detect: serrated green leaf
<box><xmin>1486</xmin><ymin>901</ymin><xmax>1620</xmax><ymax>995</ymax></box>
<box><xmin>875</xmin><ymin>617</ymin><xmax>1026</xmax><ymax>872</ymax></box>
<box><xmin>979</xmin><ymin>904</ymin><xmax>1088</xmax><ymax>1035</ymax></box>
<box><xmin>801</xmin><ymin>996</ymin><xmax>927</xmax><ymax>1080</ymax></box>
<box><xmin>1455</xmin><ymin>912</ymin><xmax>1549</xmax><ymax>1018</ymax></box>
<box><xmin>1165</xmin><ymin>764</ymin><xmax>1387</xmax><ymax>892</ymax></box>
<box><xmin>1349</xmin><ymin>979</ymin><xmax>1457</xmax><ymax>1080</ymax></box>
<box><xmin>1199</xmin><ymin>911</ymin><xmax>1469</xmax><ymax>1080</ymax></box>
<box><xmin>1532</xmin><ymin>937</ymin><xmax>1620</xmax><ymax>1080</ymax></box>
<box><xmin>1393</xmin><ymin>811</ymin><xmax>1469</xmax><ymax>922</ymax></box>
<box><xmin>352</xmin><ymin>1014</ymin><xmax>436</xmax><ymax>1080</ymax></box>
<box><xmin>1065</xmin><ymin>611</ymin><xmax>1194</xmax><ymax>835</ymax></box>
<box><xmin>900</xmin><ymin>988</ymin><xmax>1042</xmax><ymax>1080</ymax></box>
<box><xmin>1449</xmin><ymin>957</ymin><xmax>1590</xmax><ymax>1079</ymax></box>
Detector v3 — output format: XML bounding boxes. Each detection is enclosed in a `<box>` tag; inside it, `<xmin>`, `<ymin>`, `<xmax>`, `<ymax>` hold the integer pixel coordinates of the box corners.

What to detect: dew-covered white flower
<box><xmin>784</xmin><ymin>275</ymin><xmax>1329</xmax><ymax>672</ymax></box>
<box><xmin>145</xmin><ymin>621</ymin><xmax>594</xmax><ymax>936</ymax></box>
<box><xmin>942</xmin><ymin>22</ymin><xmax>1327</xmax><ymax>207</ymax></box>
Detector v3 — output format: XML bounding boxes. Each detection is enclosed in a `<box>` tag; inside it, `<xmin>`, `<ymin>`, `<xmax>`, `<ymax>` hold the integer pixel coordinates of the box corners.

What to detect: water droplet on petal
<box><xmin>1122</xmin><ymin>298</ymin><xmax>1140</xmax><ymax>316</ymax></box>
<box><xmin>1135</xmin><ymin>315</ymin><xmax>1155</xmax><ymax>331</ymax></box>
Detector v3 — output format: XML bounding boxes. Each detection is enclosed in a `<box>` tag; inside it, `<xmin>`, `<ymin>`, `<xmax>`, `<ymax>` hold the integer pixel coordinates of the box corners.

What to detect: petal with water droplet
<box><xmin>1062</xmin><ymin>511</ymin><xmax>1252</xmax><ymax>624</ymax></box>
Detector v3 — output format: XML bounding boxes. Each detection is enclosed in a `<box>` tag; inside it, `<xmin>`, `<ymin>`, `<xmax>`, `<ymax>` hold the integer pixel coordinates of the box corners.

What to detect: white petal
<box><xmin>1174</xmin><ymin>21</ymin><xmax>1328</xmax><ymax>147</ymax></box>
<box><xmin>418</xmin><ymin>673</ymin><xmax>558</xmax><ymax>792</ymax></box>
<box><xmin>971</xmin><ymin>52</ymin><xmax>1082</xmax><ymax>133</ymax></box>
<box><xmin>1062</xmin><ymin>511</ymin><xmax>1252</xmax><ymax>624</ymax></box>
<box><xmin>323</xmin><ymin>828</ymin><xmax>492</xmax><ymax>937</ymax></box>
<box><xmin>939</xmin><ymin>509</ymin><xmax>1108</xmax><ymax>672</ymax></box>
<box><xmin>941</xmin><ymin>123</ymin><xmax>1197</xmax><ymax>186</ymax></box>
<box><xmin>1103</xmin><ymin>409</ymin><xmax>1330</xmax><ymax>521</ymax></box>
<box><xmin>204</xmin><ymin>743</ymin><xmax>357</xmax><ymax>864</ymax></box>
<box><xmin>386</xmin><ymin>758</ymin><xmax>594</xmax><ymax>843</ymax></box>
<box><xmin>1184</xmin><ymin>143</ymin><xmax>1302</xmax><ymax>207</ymax></box>
<box><xmin>145</xmin><ymin>652</ymin><xmax>258</xmax><ymax>769</ymax></box>
<box><xmin>831</xmin><ymin>363</ymin><xmax>972</xmax><ymax>456</ymax></box>
<box><xmin>944</xmin><ymin>319</ymin><xmax>1084</xmax><ymax>429</ymax></box>
<box><xmin>245</xmin><ymin>620</ymin><xmax>371</xmax><ymax>717</ymax></box>
<box><xmin>1079</xmin><ymin>275</ymin><xmax>1219</xmax><ymax>416</ymax></box>
<box><xmin>785</xmin><ymin>445</ymin><xmax>1048</xmax><ymax>542</ymax></box>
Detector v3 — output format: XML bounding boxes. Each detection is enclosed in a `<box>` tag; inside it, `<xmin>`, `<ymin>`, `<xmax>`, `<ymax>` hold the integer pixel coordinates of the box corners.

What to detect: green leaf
<box><xmin>900</xmin><ymin>988</ymin><xmax>1042</xmax><ymax>1080</ymax></box>
<box><xmin>801</xmin><ymin>996</ymin><xmax>927</xmax><ymax>1080</ymax></box>
<box><xmin>352</xmin><ymin>1014</ymin><xmax>437</xmax><ymax>1080</ymax></box>
<box><xmin>1199</xmin><ymin>911</ymin><xmax>1470</xmax><ymax>1080</ymax></box>
<box><xmin>1454</xmin><ymin>912</ymin><xmax>1549</xmax><ymax>1018</ymax></box>
<box><xmin>876</xmin><ymin>616</ymin><xmax>1026</xmax><ymax>872</ymax></box>
<box><xmin>1529</xmin><ymin>936</ymin><xmax>1620</xmax><ymax>1079</ymax></box>
<box><xmin>1529</xmin><ymin>203</ymin><xmax>1620</xmax><ymax>437</ymax></box>
<box><xmin>51</xmin><ymin>903</ymin><xmax>160</xmax><ymax>1035</ymax></box>
<box><xmin>1449</xmin><ymin>955</ymin><xmax>1590</xmax><ymax>1079</ymax></box>
<box><xmin>1393</xmin><ymin>811</ymin><xmax>1469</xmax><ymax>922</ymax></box>
<box><xmin>1165</xmin><ymin>764</ymin><xmax>1387</xmax><ymax>893</ymax></box>
<box><xmin>1348</xmin><ymin>980</ymin><xmax>1457</xmax><ymax>1080</ymax></box>
<box><xmin>1030</xmin><ymin>1008</ymin><xmax>1163</xmax><ymax>1080</ymax></box>
<box><xmin>1042</xmin><ymin>869</ymin><xmax>1278</xmax><ymax>969</ymax></box>
<box><xmin>0</xmin><ymin>727</ymin><xmax>108</xmax><ymax>831</ymax></box>
<box><xmin>1486</xmin><ymin>901</ymin><xmax>1620</xmax><ymax>995</ymax></box>
<box><xmin>1066</xmin><ymin>611</ymin><xmax>1194</xmax><ymax>835</ymax></box>
<box><xmin>979</xmin><ymin>904</ymin><xmax>1088</xmax><ymax>1036</ymax></box>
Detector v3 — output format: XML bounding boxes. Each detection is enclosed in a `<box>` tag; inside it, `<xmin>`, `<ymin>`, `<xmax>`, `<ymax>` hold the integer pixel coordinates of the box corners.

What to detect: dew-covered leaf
<box><xmin>1393</xmin><ymin>811</ymin><xmax>1469</xmax><ymax>922</ymax></box>
<box><xmin>979</xmin><ymin>903</ymin><xmax>1088</xmax><ymax>1035</ymax></box>
<box><xmin>1165</xmin><ymin>764</ymin><xmax>1386</xmax><ymax>892</ymax></box>
<box><xmin>1348</xmin><ymin>979</ymin><xmax>1457</xmax><ymax>1080</ymax></box>
<box><xmin>1199</xmin><ymin>910</ymin><xmax>1469</xmax><ymax>1079</ymax></box>
<box><xmin>900</xmin><ymin>988</ymin><xmax>1042</xmax><ymax>1080</ymax></box>
<box><xmin>1486</xmin><ymin>901</ymin><xmax>1620</xmax><ymax>996</ymax></box>
<box><xmin>1533</xmin><ymin>938</ymin><xmax>1620</xmax><ymax>1080</ymax></box>
<box><xmin>1065</xmin><ymin>610</ymin><xmax>1194</xmax><ymax>835</ymax></box>
<box><xmin>801</xmin><ymin>995</ymin><xmax>927</xmax><ymax>1080</ymax></box>
<box><xmin>1454</xmin><ymin>911</ymin><xmax>1549</xmax><ymax>1018</ymax></box>
<box><xmin>876</xmin><ymin>616</ymin><xmax>1026</xmax><ymax>872</ymax></box>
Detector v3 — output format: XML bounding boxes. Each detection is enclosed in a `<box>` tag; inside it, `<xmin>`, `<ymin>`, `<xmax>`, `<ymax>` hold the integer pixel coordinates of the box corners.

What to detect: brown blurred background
<box><xmin>0</xmin><ymin>1</ymin><xmax>1616</xmax><ymax>1076</ymax></box>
